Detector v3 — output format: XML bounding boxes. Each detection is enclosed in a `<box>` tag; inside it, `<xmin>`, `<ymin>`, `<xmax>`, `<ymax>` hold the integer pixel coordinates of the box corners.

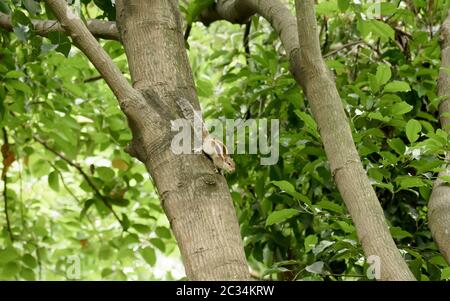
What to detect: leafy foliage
<box><xmin>0</xmin><ymin>0</ymin><xmax>449</xmax><ymax>281</ymax></box>
<box><xmin>189</xmin><ymin>0</ymin><xmax>449</xmax><ymax>280</ymax></box>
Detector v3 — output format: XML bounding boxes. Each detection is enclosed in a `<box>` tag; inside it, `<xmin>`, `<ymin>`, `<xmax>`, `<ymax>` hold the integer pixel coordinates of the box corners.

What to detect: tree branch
<box><xmin>1</xmin><ymin>127</ymin><xmax>14</xmax><ymax>242</ymax></box>
<box><xmin>198</xmin><ymin>0</ymin><xmax>303</xmax><ymax>84</ymax></box>
<box><xmin>0</xmin><ymin>12</ymin><xmax>119</xmax><ymax>40</ymax></box>
<box><xmin>33</xmin><ymin>135</ymin><xmax>124</xmax><ymax>228</ymax></box>
<box><xmin>199</xmin><ymin>0</ymin><xmax>415</xmax><ymax>280</ymax></box>
<box><xmin>294</xmin><ymin>0</ymin><xmax>414</xmax><ymax>280</ymax></box>
<box><xmin>428</xmin><ymin>9</ymin><xmax>450</xmax><ymax>265</ymax></box>
<box><xmin>243</xmin><ymin>21</ymin><xmax>251</xmax><ymax>64</ymax></box>
<box><xmin>323</xmin><ymin>40</ymin><xmax>363</xmax><ymax>58</ymax></box>
<box><xmin>49</xmin><ymin>162</ymin><xmax>103</xmax><ymax>240</ymax></box>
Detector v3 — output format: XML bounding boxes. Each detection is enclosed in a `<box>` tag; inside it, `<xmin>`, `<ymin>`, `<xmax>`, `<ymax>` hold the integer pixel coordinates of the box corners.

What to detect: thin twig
<box><xmin>83</xmin><ymin>74</ymin><xmax>103</xmax><ymax>83</ymax></box>
<box><xmin>184</xmin><ymin>23</ymin><xmax>192</xmax><ymax>41</ymax></box>
<box><xmin>2</xmin><ymin>127</ymin><xmax>14</xmax><ymax>242</ymax></box>
<box><xmin>49</xmin><ymin>162</ymin><xmax>102</xmax><ymax>240</ymax></box>
<box><xmin>323</xmin><ymin>40</ymin><xmax>363</xmax><ymax>58</ymax></box>
<box><xmin>243</xmin><ymin>21</ymin><xmax>251</xmax><ymax>65</ymax></box>
<box><xmin>33</xmin><ymin>136</ymin><xmax>123</xmax><ymax>227</ymax></box>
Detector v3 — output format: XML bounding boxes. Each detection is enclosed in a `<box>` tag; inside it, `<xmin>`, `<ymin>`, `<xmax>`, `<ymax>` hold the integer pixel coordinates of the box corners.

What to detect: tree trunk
<box><xmin>45</xmin><ymin>0</ymin><xmax>250</xmax><ymax>280</ymax></box>
<box><xmin>198</xmin><ymin>0</ymin><xmax>415</xmax><ymax>281</ymax></box>
<box><xmin>428</xmin><ymin>10</ymin><xmax>450</xmax><ymax>265</ymax></box>
<box><xmin>113</xmin><ymin>0</ymin><xmax>249</xmax><ymax>280</ymax></box>
<box><xmin>294</xmin><ymin>0</ymin><xmax>415</xmax><ymax>281</ymax></box>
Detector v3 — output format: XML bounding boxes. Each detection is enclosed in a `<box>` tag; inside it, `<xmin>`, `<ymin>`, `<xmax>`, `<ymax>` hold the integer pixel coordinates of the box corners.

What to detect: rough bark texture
<box><xmin>114</xmin><ymin>0</ymin><xmax>249</xmax><ymax>280</ymax></box>
<box><xmin>199</xmin><ymin>0</ymin><xmax>415</xmax><ymax>280</ymax></box>
<box><xmin>295</xmin><ymin>0</ymin><xmax>414</xmax><ymax>281</ymax></box>
<box><xmin>428</xmin><ymin>10</ymin><xmax>450</xmax><ymax>265</ymax></box>
<box><xmin>45</xmin><ymin>0</ymin><xmax>250</xmax><ymax>280</ymax></box>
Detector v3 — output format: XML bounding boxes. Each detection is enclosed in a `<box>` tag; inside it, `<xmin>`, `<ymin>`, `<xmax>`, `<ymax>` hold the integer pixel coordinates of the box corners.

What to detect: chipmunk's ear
<box><xmin>214</xmin><ymin>142</ymin><xmax>223</xmax><ymax>154</ymax></box>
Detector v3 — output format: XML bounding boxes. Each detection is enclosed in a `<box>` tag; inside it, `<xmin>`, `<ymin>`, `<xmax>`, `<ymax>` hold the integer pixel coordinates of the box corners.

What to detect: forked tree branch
<box><xmin>34</xmin><ymin>135</ymin><xmax>123</xmax><ymax>227</ymax></box>
<box><xmin>0</xmin><ymin>12</ymin><xmax>120</xmax><ymax>40</ymax></box>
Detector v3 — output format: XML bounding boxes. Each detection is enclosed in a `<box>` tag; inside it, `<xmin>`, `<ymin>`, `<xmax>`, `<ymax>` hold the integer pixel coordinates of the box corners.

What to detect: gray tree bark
<box><xmin>198</xmin><ymin>0</ymin><xmax>415</xmax><ymax>280</ymax></box>
<box><xmin>44</xmin><ymin>0</ymin><xmax>250</xmax><ymax>280</ymax></box>
<box><xmin>294</xmin><ymin>0</ymin><xmax>414</xmax><ymax>281</ymax></box>
<box><xmin>428</xmin><ymin>10</ymin><xmax>450</xmax><ymax>265</ymax></box>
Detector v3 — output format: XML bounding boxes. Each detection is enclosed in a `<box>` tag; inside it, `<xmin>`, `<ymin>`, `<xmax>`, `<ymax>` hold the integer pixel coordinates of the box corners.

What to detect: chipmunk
<box><xmin>175</xmin><ymin>98</ymin><xmax>235</xmax><ymax>174</ymax></box>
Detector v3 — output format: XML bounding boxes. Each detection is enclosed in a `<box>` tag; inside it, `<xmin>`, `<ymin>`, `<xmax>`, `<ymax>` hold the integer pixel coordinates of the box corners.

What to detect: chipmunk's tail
<box><xmin>175</xmin><ymin>98</ymin><xmax>207</xmax><ymax>138</ymax></box>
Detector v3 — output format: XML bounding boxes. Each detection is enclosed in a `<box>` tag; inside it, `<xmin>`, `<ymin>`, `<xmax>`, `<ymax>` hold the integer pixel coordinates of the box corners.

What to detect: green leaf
<box><xmin>186</xmin><ymin>0</ymin><xmax>215</xmax><ymax>24</ymax></box>
<box><xmin>388</xmin><ymin>138</ymin><xmax>406</xmax><ymax>155</ymax></box>
<box><xmin>12</xmin><ymin>9</ymin><xmax>31</xmax><ymax>26</ymax></box>
<box><xmin>271</xmin><ymin>181</ymin><xmax>312</xmax><ymax>206</ymax></box>
<box><xmin>361</xmin><ymin>20</ymin><xmax>395</xmax><ymax>41</ymax></box>
<box><xmin>384</xmin><ymin>81</ymin><xmax>411</xmax><ymax>93</ymax></box>
<box><xmin>96</xmin><ymin>166</ymin><xmax>115</xmax><ymax>181</ymax></box>
<box><xmin>80</xmin><ymin>199</ymin><xmax>95</xmax><ymax>220</ymax></box>
<box><xmin>150</xmin><ymin>238</ymin><xmax>166</xmax><ymax>252</ymax></box>
<box><xmin>265</xmin><ymin>209</ymin><xmax>298</xmax><ymax>226</ymax></box>
<box><xmin>315</xmin><ymin>1</ymin><xmax>338</xmax><ymax>15</ymax></box>
<box><xmin>48</xmin><ymin>171</ymin><xmax>60</xmax><ymax>192</ymax></box>
<box><xmin>22</xmin><ymin>254</ymin><xmax>37</xmax><ymax>268</ymax></box>
<box><xmin>155</xmin><ymin>226</ymin><xmax>171</xmax><ymax>239</ymax></box>
<box><xmin>441</xmin><ymin>267</ymin><xmax>450</xmax><ymax>280</ymax></box>
<box><xmin>271</xmin><ymin>180</ymin><xmax>295</xmax><ymax>194</ymax></box>
<box><xmin>390</xmin><ymin>102</ymin><xmax>413</xmax><ymax>115</ymax></box>
<box><xmin>121</xmin><ymin>213</ymin><xmax>130</xmax><ymax>230</ymax></box>
<box><xmin>406</xmin><ymin>119</ymin><xmax>422</xmax><ymax>143</ymax></box>
<box><xmin>396</xmin><ymin>176</ymin><xmax>426</xmax><ymax>189</ymax></box>
<box><xmin>2</xmin><ymin>262</ymin><xmax>20</xmax><ymax>278</ymax></box>
<box><xmin>428</xmin><ymin>255</ymin><xmax>448</xmax><ymax>267</ymax></box>
<box><xmin>295</xmin><ymin>110</ymin><xmax>319</xmax><ymax>138</ymax></box>
<box><xmin>99</xmin><ymin>245</ymin><xmax>114</xmax><ymax>260</ymax></box>
<box><xmin>132</xmin><ymin>224</ymin><xmax>151</xmax><ymax>234</ymax></box>
<box><xmin>316</xmin><ymin>199</ymin><xmax>343</xmax><ymax>213</ymax></box>
<box><xmin>122</xmin><ymin>233</ymin><xmax>139</xmax><ymax>245</ymax></box>
<box><xmin>7</xmin><ymin>80</ymin><xmax>32</xmax><ymax>94</ymax></box>
<box><xmin>376</xmin><ymin>64</ymin><xmax>391</xmax><ymax>87</ymax></box>
<box><xmin>107</xmin><ymin>197</ymin><xmax>130</xmax><ymax>207</ymax></box>
<box><xmin>0</xmin><ymin>1</ymin><xmax>11</xmax><ymax>14</ymax></box>
<box><xmin>261</xmin><ymin>266</ymin><xmax>290</xmax><ymax>277</ymax></box>
<box><xmin>439</xmin><ymin>175</ymin><xmax>450</xmax><ymax>183</ymax></box>
<box><xmin>304</xmin><ymin>235</ymin><xmax>318</xmax><ymax>253</ymax></box>
<box><xmin>47</xmin><ymin>32</ymin><xmax>71</xmax><ymax>57</ymax></box>
<box><xmin>336</xmin><ymin>221</ymin><xmax>355</xmax><ymax>233</ymax></box>
<box><xmin>337</xmin><ymin>0</ymin><xmax>350</xmax><ymax>12</ymax></box>
<box><xmin>5</xmin><ymin>70</ymin><xmax>25</xmax><ymax>79</ymax></box>
<box><xmin>0</xmin><ymin>247</ymin><xmax>19</xmax><ymax>263</ymax></box>
<box><xmin>101</xmin><ymin>268</ymin><xmax>114</xmax><ymax>278</ymax></box>
<box><xmin>390</xmin><ymin>226</ymin><xmax>413</xmax><ymax>239</ymax></box>
<box><xmin>140</xmin><ymin>247</ymin><xmax>156</xmax><ymax>266</ymax></box>
<box><xmin>20</xmin><ymin>268</ymin><xmax>35</xmax><ymax>280</ymax></box>
<box><xmin>196</xmin><ymin>79</ymin><xmax>214</xmax><ymax>98</ymax></box>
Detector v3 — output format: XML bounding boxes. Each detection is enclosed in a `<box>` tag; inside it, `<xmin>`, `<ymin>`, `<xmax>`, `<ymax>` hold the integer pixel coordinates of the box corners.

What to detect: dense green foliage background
<box><xmin>0</xmin><ymin>0</ymin><xmax>449</xmax><ymax>280</ymax></box>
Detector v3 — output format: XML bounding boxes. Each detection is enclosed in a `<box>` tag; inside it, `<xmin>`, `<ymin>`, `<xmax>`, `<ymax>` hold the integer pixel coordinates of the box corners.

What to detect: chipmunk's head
<box><xmin>222</xmin><ymin>156</ymin><xmax>236</xmax><ymax>173</ymax></box>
